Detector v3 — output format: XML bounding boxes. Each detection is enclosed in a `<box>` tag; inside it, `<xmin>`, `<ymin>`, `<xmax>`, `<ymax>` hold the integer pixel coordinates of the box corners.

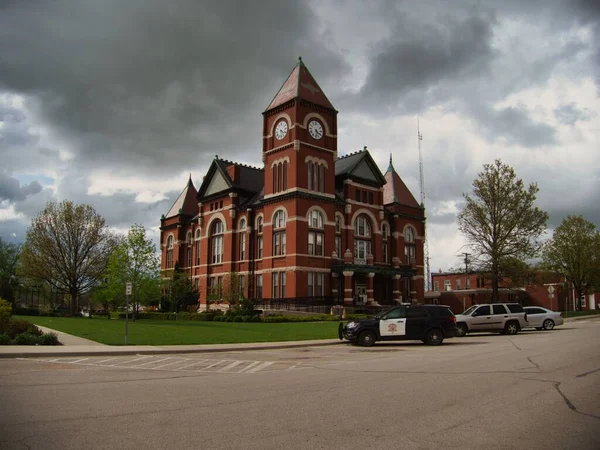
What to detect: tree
<box><xmin>18</xmin><ymin>201</ymin><xmax>116</xmax><ymax>315</ymax></box>
<box><xmin>0</xmin><ymin>239</ymin><xmax>21</xmax><ymax>303</ymax></box>
<box><xmin>542</xmin><ymin>215</ymin><xmax>600</xmax><ymax>310</ymax></box>
<box><xmin>100</xmin><ymin>224</ymin><xmax>161</xmax><ymax>315</ymax></box>
<box><xmin>162</xmin><ymin>263</ymin><xmax>198</xmax><ymax>313</ymax></box>
<box><xmin>457</xmin><ymin>159</ymin><xmax>548</xmax><ymax>303</ymax></box>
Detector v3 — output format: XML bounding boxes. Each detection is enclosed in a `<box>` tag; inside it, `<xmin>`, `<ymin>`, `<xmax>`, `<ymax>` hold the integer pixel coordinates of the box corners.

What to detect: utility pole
<box><xmin>462</xmin><ymin>252</ymin><xmax>471</xmax><ymax>289</ymax></box>
<box><xmin>417</xmin><ymin>118</ymin><xmax>430</xmax><ymax>291</ymax></box>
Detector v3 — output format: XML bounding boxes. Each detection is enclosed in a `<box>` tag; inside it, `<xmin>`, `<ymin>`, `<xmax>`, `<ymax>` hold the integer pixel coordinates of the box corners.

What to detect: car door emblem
<box><xmin>388</xmin><ymin>324</ymin><xmax>397</xmax><ymax>332</ymax></box>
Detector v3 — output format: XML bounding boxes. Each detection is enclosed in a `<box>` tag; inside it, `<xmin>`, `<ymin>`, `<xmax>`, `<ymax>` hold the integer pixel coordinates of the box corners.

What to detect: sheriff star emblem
<box><xmin>388</xmin><ymin>323</ymin><xmax>397</xmax><ymax>332</ymax></box>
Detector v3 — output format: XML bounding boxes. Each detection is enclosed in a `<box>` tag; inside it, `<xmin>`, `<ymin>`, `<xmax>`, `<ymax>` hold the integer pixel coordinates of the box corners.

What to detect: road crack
<box><xmin>576</xmin><ymin>367</ymin><xmax>600</xmax><ymax>378</ymax></box>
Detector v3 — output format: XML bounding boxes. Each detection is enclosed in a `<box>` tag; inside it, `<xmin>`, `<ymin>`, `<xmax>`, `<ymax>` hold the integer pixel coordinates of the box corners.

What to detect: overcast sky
<box><xmin>1</xmin><ymin>0</ymin><xmax>599</xmax><ymax>273</ymax></box>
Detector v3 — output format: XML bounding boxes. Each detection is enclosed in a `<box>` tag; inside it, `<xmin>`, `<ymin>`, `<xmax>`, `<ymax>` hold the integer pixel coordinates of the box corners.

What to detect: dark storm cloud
<box><xmin>0</xmin><ymin>173</ymin><xmax>42</xmax><ymax>202</ymax></box>
<box><xmin>0</xmin><ymin>0</ymin><xmax>349</xmax><ymax>176</ymax></box>
<box><xmin>355</xmin><ymin>12</ymin><xmax>496</xmax><ymax>113</ymax></box>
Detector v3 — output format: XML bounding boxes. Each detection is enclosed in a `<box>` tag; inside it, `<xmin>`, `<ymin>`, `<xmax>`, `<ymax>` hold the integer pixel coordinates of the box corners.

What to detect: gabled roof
<box><xmin>383</xmin><ymin>154</ymin><xmax>420</xmax><ymax>208</ymax></box>
<box><xmin>265</xmin><ymin>57</ymin><xmax>335</xmax><ymax>111</ymax></box>
<box><xmin>197</xmin><ymin>156</ymin><xmax>264</xmax><ymax>201</ymax></box>
<box><xmin>165</xmin><ymin>176</ymin><xmax>198</xmax><ymax>218</ymax></box>
<box><xmin>335</xmin><ymin>148</ymin><xmax>386</xmax><ymax>185</ymax></box>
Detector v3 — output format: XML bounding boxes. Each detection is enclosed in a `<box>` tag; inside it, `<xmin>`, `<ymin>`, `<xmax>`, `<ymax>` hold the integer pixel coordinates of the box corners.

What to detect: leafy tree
<box><xmin>457</xmin><ymin>159</ymin><xmax>548</xmax><ymax>302</ymax></box>
<box><xmin>162</xmin><ymin>263</ymin><xmax>198</xmax><ymax>313</ymax></box>
<box><xmin>18</xmin><ymin>201</ymin><xmax>116</xmax><ymax>315</ymax></box>
<box><xmin>100</xmin><ymin>224</ymin><xmax>161</xmax><ymax>315</ymax></box>
<box><xmin>0</xmin><ymin>239</ymin><xmax>22</xmax><ymax>303</ymax></box>
<box><xmin>542</xmin><ymin>215</ymin><xmax>600</xmax><ymax>310</ymax></box>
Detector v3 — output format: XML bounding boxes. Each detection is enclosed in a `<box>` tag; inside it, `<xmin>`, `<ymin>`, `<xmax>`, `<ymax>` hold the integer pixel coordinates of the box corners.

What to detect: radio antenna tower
<box><xmin>418</xmin><ymin>118</ymin><xmax>431</xmax><ymax>291</ymax></box>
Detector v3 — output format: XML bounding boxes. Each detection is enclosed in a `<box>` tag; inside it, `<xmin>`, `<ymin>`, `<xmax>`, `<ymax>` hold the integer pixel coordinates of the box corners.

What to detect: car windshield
<box><xmin>461</xmin><ymin>305</ymin><xmax>478</xmax><ymax>316</ymax></box>
<box><xmin>374</xmin><ymin>307</ymin><xmax>396</xmax><ymax>319</ymax></box>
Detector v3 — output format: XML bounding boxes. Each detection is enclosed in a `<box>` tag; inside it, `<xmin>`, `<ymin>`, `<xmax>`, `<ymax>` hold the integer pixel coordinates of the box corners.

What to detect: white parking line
<box><xmin>95</xmin><ymin>358</ymin><xmax>118</xmax><ymax>364</ymax></box>
<box><xmin>218</xmin><ymin>360</ymin><xmax>245</xmax><ymax>372</ymax></box>
<box><xmin>238</xmin><ymin>361</ymin><xmax>262</xmax><ymax>373</ymax></box>
<box><xmin>152</xmin><ymin>359</ymin><xmax>191</xmax><ymax>370</ymax></box>
<box><xmin>175</xmin><ymin>359</ymin><xmax>210</xmax><ymax>371</ymax></box>
<box><xmin>197</xmin><ymin>360</ymin><xmax>227</xmax><ymax>371</ymax></box>
<box><xmin>70</xmin><ymin>358</ymin><xmax>89</xmax><ymax>364</ymax></box>
<box><xmin>246</xmin><ymin>361</ymin><xmax>275</xmax><ymax>373</ymax></box>
<box><xmin>112</xmin><ymin>356</ymin><xmax>153</xmax><ymax>366</ymax></box>
<box><xmin>131</xmin><ymin>357</ymin><xmax>172</xmax><ymax>367</ymax></box>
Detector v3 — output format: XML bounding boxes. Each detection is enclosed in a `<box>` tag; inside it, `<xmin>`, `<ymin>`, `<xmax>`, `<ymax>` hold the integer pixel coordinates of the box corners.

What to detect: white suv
<box><xmin>455</xmin><ymin>303</ymin><xmax>528</xmax><ymax>337</ymax></box>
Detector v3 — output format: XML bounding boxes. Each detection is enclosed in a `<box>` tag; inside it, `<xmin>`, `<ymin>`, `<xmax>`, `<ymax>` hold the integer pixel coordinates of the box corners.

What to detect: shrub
<box><xmin>8</xmin><ymin>319</ymin><xmax>42</xmax><ymax>338</ymax></box>
<box><xmin>0</xmin><ymin>333</ymin><xmax>10</xmax><ymax>345</ymax></box>
<box><xmin>39</xmin><ymin>332</ymin><xmax>59</xmax><ymax>345</ymax></box>
<box><xmin>13</xmin><ymin>333</ymin><xmax>41</xmax><ymax>345</ymax></box>
<box><xmin>13</xmin><ymin>307</ymin><xmax>41</xmax><ymax>316</ymax></box>
<box><xmin>251</xmin><ymin>314</ymin><xmax>261</xmax><ymax>322</ymax></box>
<box><xmin>232</xmin><ymin>315</ymin><xmax>243</xmax><ymax>322</ymax></box>
<box><xmin>0</xmin><ymin>298</ymin><xmax>12</xmax><ymax>333</ymax></box>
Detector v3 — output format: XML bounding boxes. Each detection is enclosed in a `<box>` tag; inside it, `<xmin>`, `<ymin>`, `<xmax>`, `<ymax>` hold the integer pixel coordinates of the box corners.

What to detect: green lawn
<box><xmin>562</xmin><ymin>309</ymin><xmax>600</xmax><ymax>318</ymax></box>
<box><xmin>13</xmin><ymin>316</ymin><xmax>341</xmax><ymax>346</ymax></box>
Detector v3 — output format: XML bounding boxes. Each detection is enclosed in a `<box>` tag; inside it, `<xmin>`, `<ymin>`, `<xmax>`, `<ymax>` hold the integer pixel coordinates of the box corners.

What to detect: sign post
<box><xmin>547</xmin><ymin>285</ymin><xmax>555</xmax><ymax>311</ymax></box>
<box><xmin>125</xmin><ymin>282</ymin><xmax>132</xmax><ymax>345</ymax></box>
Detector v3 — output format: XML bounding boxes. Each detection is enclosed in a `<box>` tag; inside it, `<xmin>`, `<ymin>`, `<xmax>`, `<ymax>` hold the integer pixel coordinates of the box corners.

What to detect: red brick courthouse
<box><xmin>160</xmin><ymin>59</ymin><xmax>425</xmax><ymax>311</ymax></box>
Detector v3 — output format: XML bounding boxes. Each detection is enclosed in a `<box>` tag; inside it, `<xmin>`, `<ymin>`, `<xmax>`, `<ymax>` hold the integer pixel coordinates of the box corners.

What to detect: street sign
<box><xmin>126</xmin><ymin>282</ymin><xmax>132</xmax><ymax>296</ymax></box>
<box><xmin>547</xmin><ymin>285</ymin><xmax>555</xmax><ymax>294</ymax></box>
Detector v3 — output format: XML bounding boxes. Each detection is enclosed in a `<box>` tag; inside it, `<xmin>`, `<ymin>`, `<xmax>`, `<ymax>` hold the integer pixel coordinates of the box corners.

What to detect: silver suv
<box><xmin>455</xmin><ymin>303</ymin><xmax>528</xmax><ymax>337</ymax></box>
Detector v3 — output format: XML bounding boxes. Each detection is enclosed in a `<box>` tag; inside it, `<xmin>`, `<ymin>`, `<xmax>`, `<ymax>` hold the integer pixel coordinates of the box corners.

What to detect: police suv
<box><xmin>338</xmin><ymin>304</ymin><xmax>458</xmax><ymax>346</ymax></box>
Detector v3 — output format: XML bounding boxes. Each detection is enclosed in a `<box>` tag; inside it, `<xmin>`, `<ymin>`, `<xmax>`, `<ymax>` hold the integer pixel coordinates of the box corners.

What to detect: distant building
<box><xmin>159</xmin><ymin>58</ymin><xmax>425</xmax><ymax>311</ymax></box>
<box><xmin>429</xmin><ymin>270</ymin><xmax>598</xmax><ymax>313</ymax></box>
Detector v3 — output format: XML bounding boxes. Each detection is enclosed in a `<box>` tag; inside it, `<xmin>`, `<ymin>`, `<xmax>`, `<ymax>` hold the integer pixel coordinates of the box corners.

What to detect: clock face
<box><xmin>275</xmin><ymin>121</ymin><xmax>288</xmax><ymax>140</ymax></box>
<box><xmin>308</xmin><ymin>120</ymin><xmax>324</xmax><ymax>140</ymax></box>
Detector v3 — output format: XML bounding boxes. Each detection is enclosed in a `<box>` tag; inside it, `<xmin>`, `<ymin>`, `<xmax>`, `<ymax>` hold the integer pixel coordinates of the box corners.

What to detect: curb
<box><xmin>0</xmin><ymin>339</ymin><xmax>345</xmax><ymax>359</ymax></box>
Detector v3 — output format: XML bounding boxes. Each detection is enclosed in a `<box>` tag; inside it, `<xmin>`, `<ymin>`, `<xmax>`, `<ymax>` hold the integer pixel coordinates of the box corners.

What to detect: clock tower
<box><xmin>262</xmin><ymin>57</ymin><xmax>338</xmax><ymax>197</ymax></box>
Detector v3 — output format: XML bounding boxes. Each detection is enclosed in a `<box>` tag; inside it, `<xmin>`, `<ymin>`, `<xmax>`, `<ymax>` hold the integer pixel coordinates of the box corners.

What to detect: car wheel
<box><xmin>504</xmin><ymin>321</ymin><xmax>519</xmax><ymax>335</ymax></box>
<box><xmin>358</xmin><ymin>330</ymin><xmax>376</xmax><ymax>347</ymax></box>
<box><xmin>456</xmin><ymin>323</ymin><xmax>468</xmax><ymax>337</ymax></box>
<box><xmin>425</xmin><ymin>328</ymin><xmax>444</xmax><ymax>345</ymax></box>
<box><xmin>543</xmin><ymin>319</ymin><xmax>555</xmax><ymax>330</ymax></box>
<box><xmin>338</xmin><ymin>322</ymin><xmax>344</xmax><ymax>340</ymax></box>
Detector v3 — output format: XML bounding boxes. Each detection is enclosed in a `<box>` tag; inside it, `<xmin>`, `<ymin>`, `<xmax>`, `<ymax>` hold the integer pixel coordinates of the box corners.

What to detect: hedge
<box><xmin>117</xmin><ymin>312</ymin><xmax>217</xmax><ymax>321</ymax></box>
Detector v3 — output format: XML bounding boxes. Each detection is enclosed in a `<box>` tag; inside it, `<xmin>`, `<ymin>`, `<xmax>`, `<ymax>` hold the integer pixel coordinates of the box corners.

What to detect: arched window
<box><xmin>307</xmin><ymin>161</ymin><xmax>313</xmax><ymax>190</ymax></box>
<box><xmin>272</xmin><ymin>210</ymin><xmax>286</xmax><ymax>256</ymax></box>
<box><xmin>166</xmin><ymin>235</ymin><xmax>174</xmax><ymax>269</ymax></box>
<box><xmin>272</xmin><ymin>165</ymin><xmax>277</xmax><ymax>193</ymax></box>
<box><xmin>354</xmin><ymin>215</ymin><xmax>372</xmax><ymax>261</ymax></box>
<box><xmin>239</xmin><ymin>219</ymin><xmax>247</xmax><ymax>260</ymax></box>
<box><xmin>405</xmin><ymin>226</ymin><xmax>416</xmax><ymax>264</ymax></box>
<box><xmin>211</xmin><ymin>220</ymin><xmax>224</xmax><ymax>264</ymax></box>
<box><xmin>195</xmin><ymin>229</ymin><xmax>201</xmax><ymax>266</ymax></box>
<box><xmin>273</xmin><ymin>161</ymin><xmax>288</xmax><ymax>194</ymax></box>
<box><xmin>382</xmin><ymin>224</ymin><xmax>389</xmax><ymax>263</ymax></box>
<box><xmin>335</xmin><ymin>215</ymin><xmax>342</xmax><ymax>259</ymax></box>
<box><xmin>308</xmin><ymin>210</ymin><xmax>324</xmax><ymax>256</ymax></box>
<box><xmin>256</xmin><ymin>216</ymin><xmax>264</xmax><ymax>259</ymax></box>
<box><xmin>282</xmin><ymin>161</ymin><xmax>288</xmax><ymax>191</ymax></box>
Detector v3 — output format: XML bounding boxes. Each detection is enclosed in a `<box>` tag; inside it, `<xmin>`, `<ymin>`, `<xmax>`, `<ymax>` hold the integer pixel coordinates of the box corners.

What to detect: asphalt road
<box><xmin>1</xmin><ymin>320</ymin><xmax>599</xmax><ymax>450</ymax></box>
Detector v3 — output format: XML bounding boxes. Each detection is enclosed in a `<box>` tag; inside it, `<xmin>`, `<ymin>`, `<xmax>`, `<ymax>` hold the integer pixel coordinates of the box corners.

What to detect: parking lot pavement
<box><xmin>18</xmin><ymin>354</ymin><xmax>305</xmax><ymax>374</ymax></box>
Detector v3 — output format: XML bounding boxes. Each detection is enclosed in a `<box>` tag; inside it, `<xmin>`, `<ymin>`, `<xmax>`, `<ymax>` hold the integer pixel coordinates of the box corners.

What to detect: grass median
<box><xmin>13</xmin><ymin>315</ymin><xmax>341</xmax><ymax>346</ymax></box>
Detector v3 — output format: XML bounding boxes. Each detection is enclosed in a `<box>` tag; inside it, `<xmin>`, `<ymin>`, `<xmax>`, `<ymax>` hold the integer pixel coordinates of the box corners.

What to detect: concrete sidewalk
<box><xmin>0</xmin><ymin>325</ymin><xmax>343</xmax><ymax>358</ymax></box>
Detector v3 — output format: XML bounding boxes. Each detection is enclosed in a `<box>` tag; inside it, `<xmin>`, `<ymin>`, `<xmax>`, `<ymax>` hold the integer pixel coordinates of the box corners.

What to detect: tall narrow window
<box><xmin>272</xmin><ymin>165</ymin><xmax>277</xmax><ymax>193</ymax></box>
<box><xmin>307</xmin><ymin>210</ymin><xmax>324</xmax><ymax>256</ymax></box>
<box><xmin>211</xmin><ymin>220</ymin><xmax>224</xmax><ymax>264</ymax></box>
<box><xmin>313</xmin><ymin>163</ymin><xmax>319</xmax><ymax>191</ymax></box>
<box><xmin>354</xmin><ymin>215</ymin><xmax>372</xmax><ymax>261</ymax></box>
<box><xmin>195</xmin><ymin>229</ymin><xmax>201</xmax><ymax>265</ymax></box>
<box><xmin>283</xmin><ymin>161</ymin><xmax>288</xmax><ymax>191</ymax></box>
<box><xmin>273</xmin><ymin>210</ymin><xmax>286</xmax><ymax>256</ymax></box>
<box><xmin>256</xmin><ymin>274</ymin><xmax>263</xmax><ymax>299</ymax></box>
<box><xmin>307</xmin><ymin>161</ymin><xmax>313</xmax><ymax>190</ymax></box>
<box><xmin>272</xmin><ymin>272</ymin><xmax>279</xmax><ymax>298</ymax></box>
<box><xmin>319</xmin><ymin>164</ymin><xmax>324</xmax><ymax>192</ymax></box>
<box><xmin>239</xmin><ymin>219</ymin><xmax>246</xmax><ymax>260</ymax></box>
<box><xmin>256</xmin><ymin>216</ymin><xmax>263</xmax><ymax>259</ymax></box>
<box><xmin>280</xmin><ymin>272</ymin><xmax>286</xmax><ymax>299</ymax></box>
<box><xmin>405</xmin><ymin>226</ymin><xmax>416</xmax><ymax>264</ymax></box>
<box><xmin>166</xmin><ymin>235</ymin><xmax>174</xmax><ymax>269</ymax></box>
<box><xmin>382</xmin><ymin>224</ymin><xmax>389</xmax><ymax>263</ymax></box>
<box><xmin>239</xmin><ymin>275</ymin><xmax>245</xmax><ymax>298</ymax></box>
